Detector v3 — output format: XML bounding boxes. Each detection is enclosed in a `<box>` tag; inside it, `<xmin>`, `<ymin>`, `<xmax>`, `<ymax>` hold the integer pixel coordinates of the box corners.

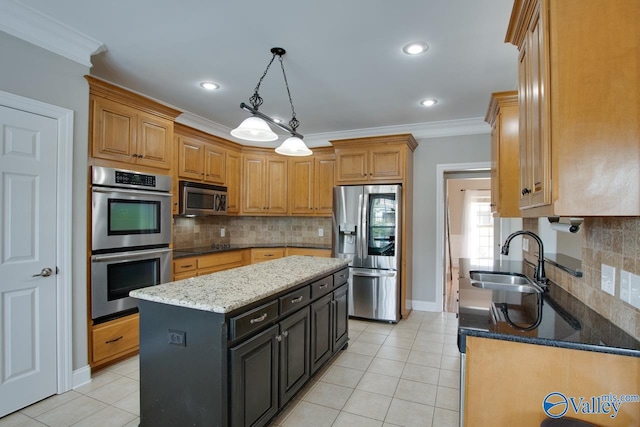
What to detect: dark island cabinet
<box><xmin>138</xmin><ymin>265</ymin><xmax>349</xmax><ymax>427</ymax></box>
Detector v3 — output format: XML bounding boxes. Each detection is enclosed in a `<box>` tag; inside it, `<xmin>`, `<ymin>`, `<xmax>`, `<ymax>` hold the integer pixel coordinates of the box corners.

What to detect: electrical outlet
<box><xmin>168</xmin><ymin>329</ymin><xmax>186</xmax><ymax>347</ymax></box>
<box><xmin>600</xmin><ymin>264</ymin><xmax>616</xmax><ymax>296</ymax></box>
<box><xmin>318</xmin><ymin>228</ymin><xmax>323</xmax><ymax>237</ymax></box>
<box><xmin>620</xmin><ymin>270</ymin><xmax>631</xmax><ymax>304</ymax></box>
<box><xmin>522</xmin><ymin>238</ymin><xmax>529</xmax><ymax>252</ymax></box>
<box><xmin>630</xmin><ymin>272</ymin><xmax>640</xmax><ymax>310</ymax></box>
<box><xmin>220</xmin><ymin>228</ymin><xmax>225</xmax><ymax>237</ymax></box>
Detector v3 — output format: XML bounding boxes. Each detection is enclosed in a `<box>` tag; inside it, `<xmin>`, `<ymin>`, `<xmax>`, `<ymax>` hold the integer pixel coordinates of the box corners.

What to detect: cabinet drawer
<box><xmin>230</xmin><ymin>301</ymin><xmax>279</xmax><ymax>341</ymax></box>
<box><xmin>174</xmin><ymin>257</ymin><xmax>197</xmax><ymax>274</ymax></box>
<box><xmin>251</xmin><ymin>248</ymin><xmax>285</xmax><ymax>264</ymax></box>
<box><xmin>198</xmin><ymin>250</ymin><xmax>244</xmax><ymax>270</ymax></box>
<box><xmin>92</xmin><ymin>314</ymin><xmax>139</xmax><ymax>363</ymax></box>
<box><xmin>310</xmin><ymin>276</ymin><xmax>333</xmax><ymax>299</ymax></box>
<box><xmin>333</xmin><ymin>268</ymin><xmax>349</xmax><ymax>286</ymax></box>
<box><xmin>280</xmin><ymin>286</ymin><xmax>311</xmax><ymax>315</ymax></box>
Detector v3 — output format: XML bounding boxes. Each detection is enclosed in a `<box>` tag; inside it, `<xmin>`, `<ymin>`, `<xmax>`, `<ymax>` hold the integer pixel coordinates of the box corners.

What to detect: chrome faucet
<box><xmin>501</xmin><ymin>230</ymin><xmax>548</xmax><ymax>288</ymax></box>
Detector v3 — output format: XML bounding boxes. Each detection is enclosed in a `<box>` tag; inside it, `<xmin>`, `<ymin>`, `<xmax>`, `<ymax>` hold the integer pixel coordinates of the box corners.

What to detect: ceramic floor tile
<box><xmin>406</xmin><ymin>350</ymin><xmax>441</xmax><ymax>368</ymax></box>
<box><xmin>348</xmin><ymin>320</ymin><xmax>370</xmax><ymax>332</ymax></box>
<box><xmin>393</xmin><ymin>379</ymin><xmax>437</xmax><ymax>406</ymax></box>
<box><xmin>332</xmin><ymin>412</ymin><xmax>383</xmax><ymax>427</ymax></box>
<box><xmin>363</xmin><ymin>324</ymin><xmax>395</xmax><ymax>336</ymax></box>
<box><xmin>356</xmin><ymin>332</ymin><xmax>388</xmax><ymax>345</ymax></box>
<box><xmin>123</xmin><ymin>368</ymin><xmax>139</xmax><ymax>381</ymax></box>
<box><xmin>105</xmin><ymin>357</ymin><xmax>139</xmax><ymax>376</ymax></box>
<box><xmin>438</xmin><ymin>369</ymin><xmax>460</xmax><ymax>389</ymax></box>
<box><xmin>435</xmin><ymin>386</ymin><xmax>460</xmax><ymax>411</ymax></box>
<box><xmin>418</xmin><ymin>323</ymin><xmax>447</xmax><ymax>333</ymax></box>
<box><xmin>387</xmin><ymin>328</ymin><xmax>418</xmax><ymax>339</ymax></box>
<box><xmin>415</xmin><ymin>331</ymin><xmax>446</xmax><ymax>343</ymax></box>
<box><xmin>356</xmin><ymin>372</ymin><xmax>399</xmax><ymax>397</ymax></box>
<box><xmin>442</xmin><ymin>345</ymin><xmax>461</xmax><ymax>357</ymax></box>
<box><xmin>382</xmin><ymin>336</ymin><xmax>414</xmax><ymax>350</ymax></box>
<box><xmin>342</xmin><ymin>390</ymin><xmax>392</xmax><ymax>421</ymax></box>
<box><xmin>332</xmin><ymin>352</ymin><xmax>374</xmax><ymax>371</ymax></box>
<box><xmin>281</xmin><ymin>401</ymin><xmax>339</xmax><ymax>427</ymax></box>
<box><xmin>375</xmin><ymin>346</ymin><xmax>410</xmax><ymax>362</ymax></box>
<box><xmin>86</xmin><ymin>377</ymin><xmax>138</xmax><ymax>405</ymax></box>
<box><xmin>400</xmin><ymin>364</ymin><xmax>440</xmax><ymax>385</ymax></box>
<box><xmin>321</xmin><ymin>366</ymin><xmax>364</xmax><ymax>388</ymax></box>
<box><xmin>346</xmin><ymin>341</ymin><xmax>382</xmax><ymax>357</ymax></box>
<box><xmin>112</xmin><ymin>390</ymin><xmax>140</xmax><ymax>416</ymax></box>
<box><xmin>74</xmin><ymin>370</ymin><xmax>122</xmax><ymax>395</ymax></box>
<box><xmin>35</xmin><ymin>395</ymin><xmax>107</xmax><ymax>427</ymax></box>
<box><xmin>366</xmin><ymin>358</ymin><xmax>405</xmax><ymax>378</ymax></box>
<box><xmin>302</xmin><ymin>381</ymin><xmax>353</xmax><ymax>410</ymax></box>
<box><xmin>70</xmin><ymin>405</ymin><xmax>136</xmax><ymax>427</ymax></box>
<box><xmin>0</xmin><ymin>412</ymin><xmax>47</xmax><ymax>427</ymax></box>
<box><xmin>432</xmin><ymin>407</ymin><xmax>459</xmax><ymax>427</ymax></box>
<box><xmin>19</xmin><ymin>391</ymin><xmax>82</xmax><ymax>418</ymax></box>
<box><xmin>440</xmin><ymin>355</ymin><xmax>460</xmax><ymax>372</ymax></box>
<box><xmin>384</xmin><ymin>398</ymin><xmax>434</xmax><ymax>427</ymax></box>
<box><xmin>411</xmin><ymin>340</ymin><xmax>444</xmax><ymax>355</ymax></box>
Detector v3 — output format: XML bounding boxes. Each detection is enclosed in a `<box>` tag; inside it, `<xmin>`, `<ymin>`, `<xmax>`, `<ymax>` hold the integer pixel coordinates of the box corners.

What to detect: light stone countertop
<box><xmin>130</xmin><ymin>256</ymin><xmax>350</xmax><ymax>314</ymax></box>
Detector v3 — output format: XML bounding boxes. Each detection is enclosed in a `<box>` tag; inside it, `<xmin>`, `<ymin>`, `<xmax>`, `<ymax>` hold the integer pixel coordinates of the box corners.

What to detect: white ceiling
<box><xmin>12</xmin><ymin>0</ymin><xmax>518</xmax><ymax>146</ymax></box>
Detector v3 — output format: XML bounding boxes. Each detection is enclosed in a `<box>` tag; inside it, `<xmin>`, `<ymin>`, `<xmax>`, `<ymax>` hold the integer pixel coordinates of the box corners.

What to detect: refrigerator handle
<box><xmin>360</xmin><ymin>191</ymin><xmax>368</xmax><ymax>261</ymax></box>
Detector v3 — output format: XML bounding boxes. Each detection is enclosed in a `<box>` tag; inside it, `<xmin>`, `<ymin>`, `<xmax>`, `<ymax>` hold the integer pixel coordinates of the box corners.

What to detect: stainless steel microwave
<box><xmin>179</xmin><ymin>181</ymin><xmax>228</xmax><ymax>216</ymax></box>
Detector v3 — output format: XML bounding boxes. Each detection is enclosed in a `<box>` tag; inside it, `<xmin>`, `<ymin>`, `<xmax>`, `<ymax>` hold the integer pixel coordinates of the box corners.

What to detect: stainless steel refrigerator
<box><xmin>332</xmin><ymin>185</ymin><xmax>401</xmax><ymax>322</ymax></box>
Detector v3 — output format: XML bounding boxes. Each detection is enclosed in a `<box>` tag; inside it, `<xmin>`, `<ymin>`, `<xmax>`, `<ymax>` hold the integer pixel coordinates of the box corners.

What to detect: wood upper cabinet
<box><xmin>175</xmin><ymin>125</ymin><xmax>227</xmax><ymax>185</ymax></box>
<box><xmin>485</xmin><ymin>91</ymin><xmax>520</xmax><ymax>218</ymax></box>
<box><xmin>242</xmin><ymin>152</ymin><xmax>288</xmax><ymax>215</ymax></box>
<box><xmin>87</xmin><ymin>76</ymin><xmax>179</xmax><ymax>171</ymax></box>
<box><xmin>288</xmin><ymin>150</ymin><xmax>335</xmax><ymax>216</ymax></box>
<box><xmin>226</xmin><ymin>149</ymin><xmax>241</xmax><ymax>214</ymax></box>
<box><xmin>506</xmin><ymin>0</ymin><xmax>640</xmax><ymax>216</ymax></box>
<box><xmin>332</xmin><ymin>134</ymin><xmax>417</xmax><ymax>184</ymax></box>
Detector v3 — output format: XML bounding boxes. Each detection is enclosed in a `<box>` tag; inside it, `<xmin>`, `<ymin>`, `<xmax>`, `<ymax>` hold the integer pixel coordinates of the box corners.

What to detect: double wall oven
<box><xmin>91</xmin><ymin>166</ymin><xmax>172</xmax><ymax>322</ymax></box>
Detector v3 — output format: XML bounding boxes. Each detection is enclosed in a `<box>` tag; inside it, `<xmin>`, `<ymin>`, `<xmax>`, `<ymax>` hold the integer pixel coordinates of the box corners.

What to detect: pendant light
<box><xmin>231</xmin><ymin>47</ymin><xmax>312</xmax><ymax>156</ymax></box>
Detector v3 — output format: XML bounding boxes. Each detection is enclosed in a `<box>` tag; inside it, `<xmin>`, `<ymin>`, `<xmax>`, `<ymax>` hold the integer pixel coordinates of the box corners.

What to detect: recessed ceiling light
<box><xmin>200</xmin><ymin>82</ymin><xmax>219</xmax><ymax>90</ymax></box>
<box><xmin>420</xmin><ymin>99</ymin><xmax>438</xmax><ymax>107</ymax></box>
<box><xmin>403</xmin><ymin>42</ymin><xmax>429</xmax><ymax>55</ymax></box>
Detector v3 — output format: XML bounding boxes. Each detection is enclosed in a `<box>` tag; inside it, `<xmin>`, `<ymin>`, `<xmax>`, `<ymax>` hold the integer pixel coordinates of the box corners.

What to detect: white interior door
<box><xmin>0</xmin><ymin>104</ymin><xmax>58</xmax><ymax>417</ymax></box>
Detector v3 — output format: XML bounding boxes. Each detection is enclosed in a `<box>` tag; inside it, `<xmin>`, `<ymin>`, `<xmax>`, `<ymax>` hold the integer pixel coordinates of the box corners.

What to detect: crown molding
<box><xmin>0</xmin><ymin>0</ymin><xmax>105</xmax><ymax>67</ymax></box>
<box><xmin>176</xmin><ymin>112</ymin><xmax>490</xmax><ymax>148</ymax></box>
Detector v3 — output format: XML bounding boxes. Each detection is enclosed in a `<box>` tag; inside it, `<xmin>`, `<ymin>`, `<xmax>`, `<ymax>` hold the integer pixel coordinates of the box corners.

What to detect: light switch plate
<box><xmin>620</xmin><ymin>270</ymin><xmax>631</xmax><ymax>304</ymax></box>
<box><xmin>600</xmin><ymin>264</ymin><xmax>615</xmax><ymax>296</ymax></box>
<box><xmin>318</xmin><ymin>228</ymin><xmax>323</xmax><ymax>237</ymax></box>
<box><xmin>220</xmin><ymin>228</ymin><xmax>225</xmax><ymax>237</ymax></box>
<box><xmin>522</xmin><ymin>238</ymin><xmax>529</xmax><ymax>252</ymax></box>
<box><xmin>630</xmin><ymin>272</ymin><xmax>640</xmax><ymax>310</ymax></box>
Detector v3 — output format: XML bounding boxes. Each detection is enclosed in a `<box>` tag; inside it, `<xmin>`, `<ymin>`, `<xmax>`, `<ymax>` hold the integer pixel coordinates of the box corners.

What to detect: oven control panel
<box><xmin>115</xmin><ymin>170</ymin><xmax>156</xmax><ymax>187</ymax></box>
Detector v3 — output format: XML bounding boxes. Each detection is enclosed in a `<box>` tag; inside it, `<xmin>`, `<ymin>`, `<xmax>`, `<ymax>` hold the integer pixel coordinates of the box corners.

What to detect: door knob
<box><xmin>32</xmin><ymin>268</ymin><xmax>53</xmax><ymax>277</ymax></box>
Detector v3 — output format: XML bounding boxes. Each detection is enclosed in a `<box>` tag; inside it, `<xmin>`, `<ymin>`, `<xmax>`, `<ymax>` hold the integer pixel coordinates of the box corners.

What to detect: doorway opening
<box><xmin>444</xmin><ymin>171</ymin><xmax>492</xmax><ymax>313</ymax></box>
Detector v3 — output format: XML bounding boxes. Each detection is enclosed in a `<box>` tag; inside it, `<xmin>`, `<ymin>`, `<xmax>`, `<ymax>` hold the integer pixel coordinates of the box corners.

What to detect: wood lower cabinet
<box><xmin>285</xmin><ymin>247</ymin><xmax>331</xmax><ymax>258</ymax></box>
<box><xmin>172</xmin><ymin>250</ymin><xmax>248</xmax><ymax>281</ymax></box>
<box><xmin>251</xmin><ymin>248</ymin><xmax>285</xmax><ymax>264</ymax></box>
<box><xmin>91</xmin><ymin>314</ymin><xmax>139</xmax><ymax>369</ymax></box>
<box><xmin>310</xmin><ymin>282</ymin><xmax>349</xmax><ymax>374</ymax></box>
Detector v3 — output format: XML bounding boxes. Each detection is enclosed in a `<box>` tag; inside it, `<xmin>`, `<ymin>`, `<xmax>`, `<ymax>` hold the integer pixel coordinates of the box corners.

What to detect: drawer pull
<box><xmin>180</xmin><ymin>264</ymin><xmax>194</xmax><ymax>269</ymax></box>
<box><xmin>264</xmin><ymin>254</ymin><xmax>274</xmax><ymax>257</ymax></box>
<box><xmin>291</xmin><ymin>296</ymin><xmax>304</xmax><ymax>304</ymax></box>
<box><xmin>105</xmin><ymin>336</ymin><xmax>123</xmax><ymax>344</ymax></box>
<box><xmin>319</xmin><ymin>284</ymin><xmax>328</xmax><ymax>289</ymax></box>
<box><xmin>250</xmin><ymin>313</ymin><xmax>268</xmax><ymax>324</ymax></box>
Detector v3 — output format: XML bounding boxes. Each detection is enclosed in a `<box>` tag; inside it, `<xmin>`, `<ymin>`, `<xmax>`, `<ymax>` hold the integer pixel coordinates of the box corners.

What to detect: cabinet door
<box><xmin>332</xmin><ymin>284</ymin><xmax>349</xmax><ymax>351</ymax></box>
<box><xmin>177</xmin><ymin>137</ymin><xmax>204</xmax><ymax>180</ymax></box>
<box><xmin>203</xmin><ymin>145</ymin><xmax>226</xmax><ymax>184</ymax></box>
<box><xmin>226</xmin><ymin>150</ymin><xmax>241</xmax><ymax>214</ymax></box>
<box><xmin>310</xmin><ymin>294</ymin><xmax>333</xmax><ymax>374</ymax></box>
<box><xmin>369</xmin><ymin>147</ymin><xmax>403</xmax><ymax>181</ymax></box>
<box><xmin>136</xmin><ymin>112</ymin><xmax>173</xmax><ymax>170</ymax></box>
<box><xmin>335</xmin><ymin>150</ymin><xmax>368</xmax><ymax>182</ymax></box>
<box><xmin>314</xmin><ymin>156</ymin><xmax>335</xmax><ymax>215</ymax></box>
<box><xmin>91</xmin><ymin>97</ymin><xmax>136</xmax><ymax>163</ymax></box>
<box><xmin>230</xmin><ymin>324</ymin><xmax>279</xmax><ymax>427</ymax></box>
<box><xmin>265</xmin><ymin>157</ymin><xmax>288</xmax><ymax>214</ymax></box>
<box><xmin>242</xmin><ymin>155</ymin><xmax>266</xmax><ymax>213</ymax></box>
<box><xmin>490</xmin><ymin>121</ymin><xmax>499</xmax><ymax>215</ymax></box>
<box><xmin>279</xmin><ymin>307</ymin><xmax>310</xmax><ymax>404</ymax></box>
<box><xmin>289</xmin><ymin>158</ymin><xmax>314</xmax><ymax>215</ymax></box>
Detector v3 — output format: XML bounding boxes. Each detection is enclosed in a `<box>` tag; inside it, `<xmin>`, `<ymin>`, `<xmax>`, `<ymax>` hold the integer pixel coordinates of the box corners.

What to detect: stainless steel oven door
<box><xmin>91</xmin><ymin>247</ymin><xmax>171</xmax><ymax>320</ymax></box>
<box><xmin>92</xmin><ymin>186</ymin><xmax>172</xmax><ymax>252</ymax></box>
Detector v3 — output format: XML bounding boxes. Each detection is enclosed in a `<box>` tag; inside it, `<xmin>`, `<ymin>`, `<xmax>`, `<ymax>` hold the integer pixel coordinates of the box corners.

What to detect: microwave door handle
<box><xmin>91</xmin><ymin>247</ymin><xmax>172</xmax><ymax>262</ymax></box>
<box><xmin>92</xmin><ymin>187</ymin><xmax>172</xmax><ymax>198</ymax></box>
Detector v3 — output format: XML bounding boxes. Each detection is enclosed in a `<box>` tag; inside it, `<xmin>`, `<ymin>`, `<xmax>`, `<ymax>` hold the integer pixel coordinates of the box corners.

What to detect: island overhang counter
<box><xmin>130</xmin><ymin>256</ymin><xmax>351</xmax><ymax>427</ymax></box>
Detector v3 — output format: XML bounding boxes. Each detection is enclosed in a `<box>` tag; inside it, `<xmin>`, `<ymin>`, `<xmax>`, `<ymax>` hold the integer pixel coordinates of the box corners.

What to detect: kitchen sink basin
<box><xmin>469</xmin><ymin>271</ymin><xmax>544</xmax><ymax>294</ymax></box>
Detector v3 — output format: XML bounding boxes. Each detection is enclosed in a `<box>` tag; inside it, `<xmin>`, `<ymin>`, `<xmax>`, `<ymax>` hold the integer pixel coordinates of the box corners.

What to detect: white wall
<box><xmin>412</xmin><ymin>133</ymin><xmax>491</xmax><ymax>306</ymax></box>
<box><xmin>0</xmin><ymin>31</ymin><xmax>90</xmax><ymax>370</ymax></box>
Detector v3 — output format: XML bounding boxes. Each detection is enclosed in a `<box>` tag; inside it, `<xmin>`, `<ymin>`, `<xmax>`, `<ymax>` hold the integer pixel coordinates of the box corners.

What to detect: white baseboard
<box><xmin>410</xmin><ymin>300</ymin><xmax>442</xmax><ymax>312</ymax></box>
<box><xmin>72</xmin><ymin>365</ymin><xmax>91</xmax><ymax>389</ymax></box>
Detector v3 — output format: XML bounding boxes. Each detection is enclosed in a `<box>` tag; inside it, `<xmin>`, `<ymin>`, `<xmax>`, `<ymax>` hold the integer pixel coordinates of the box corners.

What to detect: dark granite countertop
<box><xmin>173</xmin><ymin>243</ymin><xmax>332</xmax><ymax>259</ymax></box>
<box><xmin>458</xmin><ymin>258</ymin><xmax>640</xmax><ymax>358</ymax></box>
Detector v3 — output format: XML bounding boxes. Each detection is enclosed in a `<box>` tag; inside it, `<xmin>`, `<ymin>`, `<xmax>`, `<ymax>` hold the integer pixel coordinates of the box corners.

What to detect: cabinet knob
<box><xmin>521</xmin><ymin>188</ymin><xmax>531</xmax><ymax>196</ymax></box>
<box><xmin>132</xmin><ymin>154</ymin><xmax>138</xmax><ymax>158</ymax></box>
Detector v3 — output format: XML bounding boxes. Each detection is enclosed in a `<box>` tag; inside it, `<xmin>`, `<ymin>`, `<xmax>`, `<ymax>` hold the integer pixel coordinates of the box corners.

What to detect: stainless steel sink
<box><xmin>469</xmin><ymin>271</ymin><xmax>544</xmax><ymax>294</ymax></box>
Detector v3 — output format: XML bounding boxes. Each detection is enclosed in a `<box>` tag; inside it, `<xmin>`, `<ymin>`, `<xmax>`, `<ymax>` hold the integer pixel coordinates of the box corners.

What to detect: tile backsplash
<box><xmin>173</xmin><ymin>216</ymin><xmax>332</xmax><ymax>249</ymax></box>
<box><xmin>523</xmin><ymin>217</ymin><xmax>640</xmax><ymax>340</ymax></box>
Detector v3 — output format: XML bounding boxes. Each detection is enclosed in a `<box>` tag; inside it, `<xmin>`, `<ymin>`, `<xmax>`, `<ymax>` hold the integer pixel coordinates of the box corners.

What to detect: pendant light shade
<box><xmin>275</xmin><ymin>136</ymin><xmax>313</xmax><ymax>156</ymax></box>
<box><xmin>231</xmin><ymin>47</ymin><xmax>312</xmax><ymax>156</ymax></box>
<box><xmin>230</xmin><ymin>116</ymin><xmax>278</xmax><ymax>142</ymax></box>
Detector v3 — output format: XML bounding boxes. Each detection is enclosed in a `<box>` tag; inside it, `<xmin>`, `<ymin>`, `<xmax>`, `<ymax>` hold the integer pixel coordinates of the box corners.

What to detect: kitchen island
<box><xmin>458</xmin><ymin>258</ymin><xmax>640</xmax><ymax>426</ymax></box>
<box><xmin>131</xmin><ymin>256</ymin><xmax>350</xmax><ymax>427</ymax></box>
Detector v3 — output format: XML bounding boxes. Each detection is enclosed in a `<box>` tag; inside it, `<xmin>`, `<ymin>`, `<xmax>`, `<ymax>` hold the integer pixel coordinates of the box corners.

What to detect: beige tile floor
<box><xmin>0</xmin><ymin>310</ymin><xmax>460</xmax><ymax>427</ymax></box>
